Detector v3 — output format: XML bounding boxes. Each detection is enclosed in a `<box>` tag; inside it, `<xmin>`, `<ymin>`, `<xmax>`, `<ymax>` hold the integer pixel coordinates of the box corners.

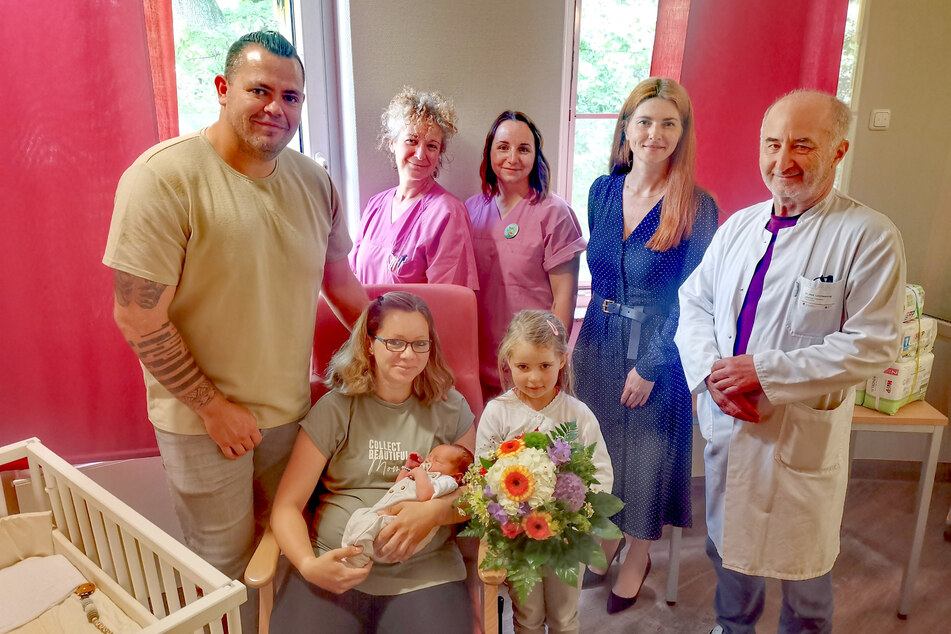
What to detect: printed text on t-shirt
<box><xmin>367</xmin><ymin>439</ymin><xmax>409</xmax><ymax>476</ymax></box>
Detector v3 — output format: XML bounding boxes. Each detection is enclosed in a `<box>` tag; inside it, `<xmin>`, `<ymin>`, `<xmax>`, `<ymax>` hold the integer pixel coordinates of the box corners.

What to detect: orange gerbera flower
<box><xmin>497</xmin><ymin>438</ymin><xmax>525</xmax><ymax>457</ymax></box>
<box><xmin>524</xmin><ymin>511</ymin><xmax>554</xmax><ymax>540</ymax></box>
<box><xmin>501</xmin><ymin>465</ymin><xmax>535</xmax><ymax>502</ymax></box>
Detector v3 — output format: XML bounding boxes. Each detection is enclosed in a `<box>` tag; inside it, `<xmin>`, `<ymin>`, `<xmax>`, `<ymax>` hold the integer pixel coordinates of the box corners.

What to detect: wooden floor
<box><xmin>493</xmin><ymin>461</ymin><xmax>951</xmax><ymax>633</ymax></box>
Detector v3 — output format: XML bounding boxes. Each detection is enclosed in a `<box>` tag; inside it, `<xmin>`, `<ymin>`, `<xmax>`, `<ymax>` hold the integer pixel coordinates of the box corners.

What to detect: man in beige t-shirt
<box><xmin>103</xmin><ymin>31</ymin><xmax>367</xmax><ymax>633</ymax></box>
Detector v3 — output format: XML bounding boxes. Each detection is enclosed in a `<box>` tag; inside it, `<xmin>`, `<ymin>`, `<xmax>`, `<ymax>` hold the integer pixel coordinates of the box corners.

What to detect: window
<box><xmin>563</xmin><ymin>0</ymin><xmax>660</xmax><ymax>285</ymax></box>
<box><xmin>836</xmin><ymin>0</ymin><xmax>864</xmax><ymax>106</ymax></box>
<box><xmin>835</xmin><ymin>0</ymin><xmax>865</xmax><ymax>191</ymax></box>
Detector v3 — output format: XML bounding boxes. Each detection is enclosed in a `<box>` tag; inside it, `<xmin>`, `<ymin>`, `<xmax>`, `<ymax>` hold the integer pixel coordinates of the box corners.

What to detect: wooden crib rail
<box><xmin>0</xmin><ymin>438</ymin><xmax>246</xmax><ymax>634</ymax></box>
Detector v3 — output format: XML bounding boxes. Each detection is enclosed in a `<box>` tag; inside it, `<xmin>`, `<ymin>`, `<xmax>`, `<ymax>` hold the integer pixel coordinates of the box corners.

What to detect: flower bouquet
<box><xmin>458</xmin><ymin>421</ymin><xmax>624</xmax><ymax>603</ymax></box>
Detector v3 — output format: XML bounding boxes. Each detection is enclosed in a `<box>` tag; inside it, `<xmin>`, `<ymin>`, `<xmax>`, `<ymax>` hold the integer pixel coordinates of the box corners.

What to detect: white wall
<box><xmin>344</xmin><ymin>0</ymin><xmax>568</xmax><ymax>210</ymax></box>
<box><xmin>846</xmin><ymin>0</ymin><xmax>951</xmax><ymax>460</ymax></box>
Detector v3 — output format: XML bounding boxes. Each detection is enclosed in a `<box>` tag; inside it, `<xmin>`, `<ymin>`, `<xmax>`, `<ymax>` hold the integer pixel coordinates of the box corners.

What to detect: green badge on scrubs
<box><xmin>504</xmin><ymin>223</ymin><xmax>519</xmax><ymax>239</ymax></box>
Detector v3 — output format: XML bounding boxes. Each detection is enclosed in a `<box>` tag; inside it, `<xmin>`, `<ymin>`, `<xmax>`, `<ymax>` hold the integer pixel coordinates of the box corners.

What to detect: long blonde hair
<box><xmin>325</xmin><ymin>292</ymin><xmax>454</xmax><ymax>404</ymax></box>
<box><xmin>609</xmin><ymin>77</ymin><xmax>700</xmax><ymax>252</ymax></box>
<box><xmin>497</xmin><ymin>310</ymin><xmax>573</xmax><ymax>396</ymax></box>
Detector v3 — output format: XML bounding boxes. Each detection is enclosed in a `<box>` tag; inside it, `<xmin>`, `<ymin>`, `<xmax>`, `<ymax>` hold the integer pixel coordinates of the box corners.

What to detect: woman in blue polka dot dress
<box><xmin>572</xmin><ymin>78</ymin><xmax>719</xmax><ymax>614</ymax></box>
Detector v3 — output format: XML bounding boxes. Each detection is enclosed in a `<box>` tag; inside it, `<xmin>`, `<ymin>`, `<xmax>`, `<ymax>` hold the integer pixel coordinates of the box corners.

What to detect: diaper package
<box><xmin>863</xmin><ymin>352</ymin><xmax>934</xmax><ymax>415</ymax></box>
<box><xmin>898</xmin><ymin>316</ymin><xmax>937</xmax><ymax>360</ymax></box>
<box><xmin>854</xmin><ymin>379</ymin><xmax>867</xmax><ymax>405</ymax></box>
<box><xmin>903</xmin><ymin>284</ymin><xmax>925</xmax><ymax>323</ymax></box>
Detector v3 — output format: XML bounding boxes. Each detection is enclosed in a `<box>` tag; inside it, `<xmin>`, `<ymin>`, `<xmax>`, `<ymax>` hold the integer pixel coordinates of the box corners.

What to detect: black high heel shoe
<box><xmin>606</xmin><ymin>555</ymin><xmax>651</xmax><ymax>615</ymax></box>
<box><xmin>582</xmin><ymin>540</ymin><xmax>627</xmax><ymax>588</ymax></box>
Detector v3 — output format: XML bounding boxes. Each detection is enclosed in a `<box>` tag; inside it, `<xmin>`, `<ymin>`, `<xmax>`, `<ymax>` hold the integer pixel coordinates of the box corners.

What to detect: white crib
<box><xmin>0</xmin><ymin>438</ymin><xmax>246</xmax><ymax>633</ymax></box>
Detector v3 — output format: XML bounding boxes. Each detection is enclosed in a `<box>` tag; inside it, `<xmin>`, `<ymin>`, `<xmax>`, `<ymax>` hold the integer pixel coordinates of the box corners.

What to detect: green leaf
<box><xmin>458</xmin><ymin>525</ymin><xmax>483</xmax><ymax>539</ymax></box>
<box><xmin>480</xmin><ymin>457</ymin><xmax>494</xmax><ymax>471</ymax></box>
<box><xmin>508</xmin><ymin>565</ymin><xmax>544</xmax><ymax>604</ymax></box>
<box><xmin>589</xmin><ymin>491</ymin><xmax>625</xmax><ymax>516</ymax></box>
<box><xmin>554</xmin><ymin>564</ymin><xmax>580</xmax><ymax>588</ymax></box>
<box><xmin>549</xmin><ymin>420</ymin><xmax>579</xmax><ymax>443</ymax></box>
<box><xmin>575</xmin><ymin>533</ymin><xmax>607</xmax><ymax>568</ymax></box>
<box><xmin>523</xmin><ymin>540</ymin><xmax>552</xmax><ymax>568</ymax></box>
<box><xmin>590</xmin><ymin>515</ymin><xmax>623</xmax><ymax>540</ymax></box>
<box><xmin>481</xmin><ymin>549</ymin><xmax>507</xmax><ymax>572</ymax></box>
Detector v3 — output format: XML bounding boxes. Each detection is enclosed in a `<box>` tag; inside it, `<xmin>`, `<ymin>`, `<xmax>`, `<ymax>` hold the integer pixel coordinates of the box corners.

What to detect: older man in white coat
<box><xmin>676</xmin><ymin>90</ymin><xmax>905</xmax><ymax>633</ymax></box>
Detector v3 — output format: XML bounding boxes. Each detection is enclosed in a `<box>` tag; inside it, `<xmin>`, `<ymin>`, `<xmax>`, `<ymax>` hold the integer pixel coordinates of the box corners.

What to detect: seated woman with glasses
<box><xmin>269</xmin><ymin>291</ymin><xmax>476</xmax><ymax>634</ymax></box>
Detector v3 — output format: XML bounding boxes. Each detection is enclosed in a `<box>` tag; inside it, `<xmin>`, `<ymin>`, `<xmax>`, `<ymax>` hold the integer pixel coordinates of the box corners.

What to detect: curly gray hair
<box><xmin>380</xmin><ymin>87</ymin><xmax>459</xmax><ymax>175</ymax></box>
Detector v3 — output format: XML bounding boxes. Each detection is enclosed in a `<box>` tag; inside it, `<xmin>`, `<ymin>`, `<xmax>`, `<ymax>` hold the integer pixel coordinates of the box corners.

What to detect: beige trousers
<box><xmin>509</xmin><ymin>565</ymin><xmax>583</xmax><ymax>634</ymax></box>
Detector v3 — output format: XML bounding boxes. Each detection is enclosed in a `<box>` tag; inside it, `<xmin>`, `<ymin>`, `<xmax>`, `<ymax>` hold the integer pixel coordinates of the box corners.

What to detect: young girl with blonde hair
<box><xmin>476</xmin><ymin>310</ymin><xmax>613</xmax><ymax>634</ymax></box>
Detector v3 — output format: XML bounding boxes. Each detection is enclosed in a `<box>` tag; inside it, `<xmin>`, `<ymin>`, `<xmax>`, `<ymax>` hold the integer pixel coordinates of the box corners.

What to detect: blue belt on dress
<box><xmin>593</xmin><ymin>293</ymin><xmax>666</xmax><ymax>360</ymax></box>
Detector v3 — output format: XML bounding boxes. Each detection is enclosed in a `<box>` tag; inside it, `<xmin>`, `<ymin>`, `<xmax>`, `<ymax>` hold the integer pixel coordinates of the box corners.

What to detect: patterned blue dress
<box><xmin>572</xmin><ymin>174</ymin><xmax>718</xmax><ymax>539</ymax></box>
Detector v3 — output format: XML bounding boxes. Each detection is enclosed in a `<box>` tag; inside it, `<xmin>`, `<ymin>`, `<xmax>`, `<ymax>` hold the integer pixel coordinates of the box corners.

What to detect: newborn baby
<box><xmin>341</xmin><ymin>444</ymin><xmax>474</xmax><ymax>567</ymax></box>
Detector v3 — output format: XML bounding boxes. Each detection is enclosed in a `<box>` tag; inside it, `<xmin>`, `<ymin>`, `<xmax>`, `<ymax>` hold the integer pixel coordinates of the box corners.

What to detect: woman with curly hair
<box><xmin>350</xmin><ymin>87</ymin><xmax>478</xmax><ymax>289</ymax></box>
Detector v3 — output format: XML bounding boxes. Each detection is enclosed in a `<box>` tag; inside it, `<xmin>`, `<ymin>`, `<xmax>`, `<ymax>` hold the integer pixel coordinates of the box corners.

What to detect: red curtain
<box><xmin>144</xmin><ymin>0</ymin><xmax>180</xmax><ymax>141</ymax></box>
<box><xmin>0</xmin><ymin>1</ymin><xmax>167</xmax><ymax>462</ymax></box>
<box><xmin>651</xmin><ymin>0</ymin><xmax>691</xmax><ymax>81</ymax></box>
<box><xmin>653</xmin><ymin>0</ymin><xmax>850</xmax><ymax>217</ymax></box>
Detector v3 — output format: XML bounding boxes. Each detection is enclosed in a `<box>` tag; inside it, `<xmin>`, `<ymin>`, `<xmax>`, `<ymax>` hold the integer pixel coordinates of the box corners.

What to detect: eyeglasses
<box><xmin>373</xmin><ymin>335</ymin><xmax>431</xmax><ymax>353</ymax></box>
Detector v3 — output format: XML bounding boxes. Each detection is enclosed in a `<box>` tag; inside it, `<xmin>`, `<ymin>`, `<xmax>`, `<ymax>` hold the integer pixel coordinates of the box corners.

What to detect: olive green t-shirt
<box><xmin>103</xmin><ymin>131</ymin><xmax>352</xmax><ymax>434</ymax></box>
<box><xmin>301</xmin><ymin>389</ymin><xmax>474</xmax><ymax>595</ymax></box>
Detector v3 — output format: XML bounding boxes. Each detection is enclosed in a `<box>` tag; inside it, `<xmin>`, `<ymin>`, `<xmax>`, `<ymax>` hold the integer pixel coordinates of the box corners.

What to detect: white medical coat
<box><xmin>676</xmin><ymin>189</ymin><xmax>905</xmax><ymax>579</ymax></box>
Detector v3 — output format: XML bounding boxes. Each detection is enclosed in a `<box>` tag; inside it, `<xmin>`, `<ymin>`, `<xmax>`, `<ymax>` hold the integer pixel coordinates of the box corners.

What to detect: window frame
<box><xmin>296</xmin><ymin>0</ymin><xmax>361</xmax><ymax>235</ymax></box>
<box><xmin>834</xmin><ymin>0</ymin><xmax>869</xmax><ymax>194</ymax></box>
<box><xmin>558</xmin><ymin>0</ymin><xmax>661</xmax><ymax>300</ymax></box>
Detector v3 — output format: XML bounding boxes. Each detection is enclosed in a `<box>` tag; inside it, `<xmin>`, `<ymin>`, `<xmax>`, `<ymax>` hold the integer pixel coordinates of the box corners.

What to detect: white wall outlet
<box><xmin>869</xmin><ymin>109</ymin><xmax>891</xmax><ymax>130</ymax></box>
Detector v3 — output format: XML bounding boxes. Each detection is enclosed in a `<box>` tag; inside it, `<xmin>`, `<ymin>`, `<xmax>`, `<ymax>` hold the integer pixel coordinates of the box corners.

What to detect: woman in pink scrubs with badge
<box><xmin>350</xmin><ymin>87</ymin><xmax>478</xmax><ymax>290</ymax></box>
<box><xmin>466</xmin><ymin>111</ymin><xmax>586</xmax><ymax>401</ymax></box>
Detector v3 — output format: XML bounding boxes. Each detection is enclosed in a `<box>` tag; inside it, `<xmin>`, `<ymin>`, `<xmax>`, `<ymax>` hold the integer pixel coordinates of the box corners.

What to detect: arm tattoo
<box><xmin>182</xmin><ymin>378</ymin><xmax>217</xmax><ymax>410</ymax></box>
<box><xmin>114</xmin><ymin>270</ymin><xmax>166</xmax><ymax>309</ymax></box>
<box><xmin>115</xmin><ymin>271</ymin><xmax>217</xmax><ymax>411</ymax></box>
<box><xmin>114</xmin><ymin>271</ymin><xmax>134</xmax><ymax>307</ymax></box>
<box><xmin>135</xmin><ymin>321</ymin><xmax>218</xmax><ymax>411</ymax></box>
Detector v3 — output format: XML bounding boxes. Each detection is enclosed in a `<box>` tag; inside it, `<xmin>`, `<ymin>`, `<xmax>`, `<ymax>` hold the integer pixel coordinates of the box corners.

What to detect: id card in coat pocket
<box><xmin>789</xmin><ymin>276</ymin><xmax>845</xmax><ymax>339</ymax></box>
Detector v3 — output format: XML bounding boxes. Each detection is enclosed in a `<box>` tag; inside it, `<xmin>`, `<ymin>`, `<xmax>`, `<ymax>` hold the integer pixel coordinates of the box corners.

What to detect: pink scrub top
<box><xmin>350</xmin><ymin>182</ymin><xmax>479</xmax><ymax>289</ymax></box>
<box><xmin>465</xmin><ymin>193</ymin><xmax>586</xmax><ymax>388</ymax></box>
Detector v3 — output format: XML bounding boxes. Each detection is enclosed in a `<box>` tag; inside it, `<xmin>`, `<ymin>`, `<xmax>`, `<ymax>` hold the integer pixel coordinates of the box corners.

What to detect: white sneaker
<box><xmin>709</xmin><ymin>627</ymin><xmax>724</xmax><ymax>634</ymax></box>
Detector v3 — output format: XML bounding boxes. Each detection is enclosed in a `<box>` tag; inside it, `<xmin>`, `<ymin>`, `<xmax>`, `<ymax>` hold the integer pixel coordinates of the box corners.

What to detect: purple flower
<box><xmin>518</xmin><ymin>502</ymin><xmax>532</xmax><ymax>516</ymax></box>
<box><xmin>483</xmin><ymin>484</ymin><xmax>495</xmax><ymax>499</ymax></box>
<box><xmin>554</xmin><ymin>472</ymin><xmax>587</xmax><ymax>512</ymax></box>
<box><xmin>547</xmin><ymin>440</ymin><xmax>572</xmax><ymax>466</ymax></box>
<box><xmin>487</xmin><ymin>502</ymin><xmax>508</xmax><ymax>523</ymax></box>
